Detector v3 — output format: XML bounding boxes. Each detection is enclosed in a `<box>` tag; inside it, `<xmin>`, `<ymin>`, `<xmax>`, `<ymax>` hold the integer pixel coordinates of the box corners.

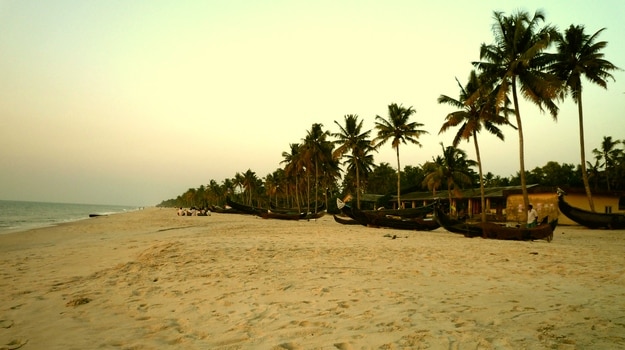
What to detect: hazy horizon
<box><xmin>1</xmin><ymin>1</ymin><xmax>624</xmax><ymax>206</ymax></box>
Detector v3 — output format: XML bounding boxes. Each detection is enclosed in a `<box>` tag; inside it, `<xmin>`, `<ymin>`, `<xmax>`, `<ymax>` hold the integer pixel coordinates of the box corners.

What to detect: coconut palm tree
<box><xmin>423</xmin><ymin>143</ymin><xmax>477</xmax><ymax>216</ymax></box>
<box><xmin>332</xmin><ymin>114</ymin><xmax>374</xmax><ymax>209</ymax></box>
<box><xmin>281</xmin><ymin>143</ymin><xmax>303</xmax><ymax>211</ymax></box>
<box><xmin>242</xmin><ymin>169</ymin><xmax>258</xmax><ymax>205</ymax></box>
<box><xmin>549</xmin><ymin>25</ymin><xmax>620</xmax><ymax>211</ymax></box>
<box><xmin>473</xmin><ymin>9</ymin><xmax>561</xmax><ymax>217</ymax></box>
<box><xmin>592</xmin><ymin>136</ymin><xmax>623</xmax><ymax>192</ymax></box>
<box><xmin>373</xmin><ymin>103</ymin><xmax>428</xmax><ymax>208</ymax></box>
<box><xmin>438</xmin><ymin>70</ymin><xmax>513</xmax><ymax>223</ymax></box>
<box><xmin>301</xmin><ymin>123</ymin><xmax>333</xmax><ymax>212</ymax></box>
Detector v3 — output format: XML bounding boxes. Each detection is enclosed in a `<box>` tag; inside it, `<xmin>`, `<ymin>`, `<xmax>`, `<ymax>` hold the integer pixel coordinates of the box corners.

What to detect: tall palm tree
<box><xmin>332</xmin><ymin>114</ymin><xmax>374</xmax><ymax>209</ymax></box>
<box><xmin>438</xmin><ymin>70</ymin><xmax>512</xmax><ymax>223</ymax></box>
<box><xmin>233</xmin><ymin>172</ymin><xmax>245</xmax><ymax>202</ymax></box>
<box><xmin>302</xmin><ymin>123</ymin><xmax>333</xmax><ymax>212</ymax></box>
<box><xmin>549</xmin><ymin>25</ymin><xmax>620</xmax><ymax>211</ymax></box>
<box><xmin>242</xmin><ymin>169</ymin><xmax>257</xmax><ymax>205</ymax></box>
<box><xmin>373</xmin><ymin>103</ymin><xmax>428</xmax><ymax>208</ymax></box>
<box><xmin>343</xmin><ymin>146</ymin><xmax>376</xmax><ymax>199</ymax></box>
<box><xmin>281</xmin><ymin>143</ymin><xmax>303</xmax><ymax>211</ymax></box>
<box><xmin>474</xmin><ymin>10</ymin><xmax>561</xmax><ymax>216</ymax></box>
<box><xmin>592</xmin><ymin>136</ymin><xmax>622</xmax><ymax>192</ymax></box>
<box><xmin>423</xmin><ymin>143</ymin><xmax>477</xmax><ymax>216</ymax></box>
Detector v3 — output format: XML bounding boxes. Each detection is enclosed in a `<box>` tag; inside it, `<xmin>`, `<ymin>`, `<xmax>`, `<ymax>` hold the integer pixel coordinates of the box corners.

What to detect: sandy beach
<box><xmin>1</xmin><ymin>208</ymin><xmax>624</xmax><ymax>349</ymax></box>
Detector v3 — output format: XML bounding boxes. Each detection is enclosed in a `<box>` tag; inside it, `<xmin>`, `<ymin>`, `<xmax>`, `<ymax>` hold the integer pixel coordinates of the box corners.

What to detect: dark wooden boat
<box><xmin>260</xmin><ymin>211</ymin><xmax>306</xmax><ymax>220</ymax></box>
<box><xmin>557</xmin><ymin>188</ymin><xmax>625</xmax><ymax>229</ymax></box>
<box><xmin>432</xmin><ymin>204</ymin><xmax>483</xmax><ymax>237</ymax></box>
<box><xmin>209</xmin><ymin>205</ymin><xmax>243</xmax><ymax>214</ymax></box>
<box><xmin>225</xmin><ymin>198</ymin><xmax>266</xmax><ymax>216</ymax></box>
<box><xmin>226</xmin><ymin>198</ymin><xmax>320</xmax><ymax>221</ymax></box>
<box><xmin>433</xmin><ymin>202</ymin><xmax>556</xmax><ymax>241</ymax></box>
<box><xmin>333</xmin><ymin>214</ymin><xmax>360</xmax><ymax>225</ymax></box>
<box><xmin>337</xmin><ymin>199</ymin><xmax>440</xmax><ymax>231</ymax></box>
<box><xmin>303</xmin><ymin>210</ymin><xmax>327</xmax><ymax>220</ymax></box>
<box><xmin>361</xmin><ymin>203</ymin><xmax>434</xmax><ymax>219</ymax></box>
<box><xmin>478</xmin><ymin>217</ymin><xmax>556</xmax><ymax>241</ymax></box>
<box><xmin>270</xmin><ymin>202</ymin><xmax>326</xmax><ymax>215</ymax></box>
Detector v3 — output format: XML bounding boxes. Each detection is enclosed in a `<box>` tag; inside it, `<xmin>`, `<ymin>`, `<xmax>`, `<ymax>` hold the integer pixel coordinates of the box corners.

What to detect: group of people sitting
<box><xmin>177</xmin><ymin>207</ymin><xmax>211</xmax><ymax>216</ymax></box>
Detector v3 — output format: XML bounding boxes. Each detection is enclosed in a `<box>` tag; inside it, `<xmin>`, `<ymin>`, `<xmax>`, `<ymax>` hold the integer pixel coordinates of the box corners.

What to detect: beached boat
<box><xmin>226</xmin><ymin>198</ymin><xmax>325</xmax><ymax>221</ymax></box>
<box><xmin>336</xmin><ymin>199</ymin><xmax>440</xmax><ymax>231</ymax></box>
<box><xmin>433</xmin><ymin>202</ymin><xmax>556</xmax><ymax>241</ymax></box>
<box><xmin>557</xmin><ymin>188</ymin><xmax>625</xmax><ymax>229</ymax></box>
<box><xmin>333</xmin><ymin>214</ymin><xmax>360</xmax><ymax>225</ymax></box>
<box><xmin>260</xmin><ymin>211</ymin><xmax>306</xmax><ymax>220</ymax></box>
<box><xmin>303</xmin><ymin>210</ymin><xmax>327</xmax><ymax>220</ymax></box>
<box><xmin>362</xmin><ymin>203</ymin><xmax>435</xmax><ymax>219</ymax></box>
<box><xmin>270</xmin><ymin>202</ymin><xmax>326</xmax><ymax>215</ymax></box>
<box><xmin>432</xmin><ymin>204</ymin><xmax>483</xmax><ymax>237</ymax></box>
<box><xmin>225</xmin><ymin>198</ymin><xmax>267</xmax><ymax>216</ymax></box>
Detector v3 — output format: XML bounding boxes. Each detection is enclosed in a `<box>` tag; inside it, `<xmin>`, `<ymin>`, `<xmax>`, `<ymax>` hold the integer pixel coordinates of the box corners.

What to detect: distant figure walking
<box><xmin>527</xmin><ymin>204</ymin><xmax>538</xmax><ymax>228</ymax></box>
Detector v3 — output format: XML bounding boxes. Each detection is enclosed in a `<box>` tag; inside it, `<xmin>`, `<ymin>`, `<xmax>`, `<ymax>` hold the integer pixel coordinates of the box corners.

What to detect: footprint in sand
<box><xmin>1</xmin><ymin>339</ymin><xmax>28</xmax><ymax>350</ymax></box>
<box><xmin>0</xmin><ymin>320</ymin><xmax>13</xmax><ymax>328</ymax></box>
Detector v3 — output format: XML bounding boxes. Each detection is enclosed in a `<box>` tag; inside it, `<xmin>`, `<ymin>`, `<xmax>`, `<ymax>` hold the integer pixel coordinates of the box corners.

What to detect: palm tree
<box><xmin>332</xmin><ymin>114</ymin><xmax>374</xmax><ymax>209</ymax></box>
<box><xmin>592</xmin><ymin>136</ymin><xmax>623</xmax><ymax>191</ymax></box>
<box><xmin>438</xmin><ymin>70</ymin><xmax>512</xmax><ymax>223</ymax></box>
<box><xmin>281</xmin><ymin>143</ymin><xmax>303</xmax><ymax>211</ymax></box>
<box><xmin>242</xmin><ymin>169</ymin><xmax>257</xmax><ymax>206</ymax></box>
<box><xmin>373</xmin><ymin>103</ymin><xmax>428</xmax><ymax>208</ymax></box>
<box><xmin>423</xmin><ymin>143</ymin><xmax>477</xmax><ymax>216</ymax></box>
<box><xmin>233</xmin><ymin>172</ymin><xmax>245</xmax><ymax>202</ymax></box>
<box><xmin>343</xmin><ymin>146</ymin><xmax>376</xmax><ymax>199</ymax></box>
<box><xmin>301</xmin><ymin>123</ymin><xmax>333</xmax><ymax>212</ymax></box>
<box><xmin>549</xmin><ymin>25</ymin><xmax>620</xmax><ymax>211</ymax></box>
<box><xmin>474</xmin><ymin>10</ymin><xmax>561</xmax><ymax>217</ymax></box>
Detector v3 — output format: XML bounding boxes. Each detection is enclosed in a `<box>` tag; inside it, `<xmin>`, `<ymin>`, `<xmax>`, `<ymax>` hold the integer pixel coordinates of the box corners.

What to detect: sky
<box><xmin>1</xmin><ymin>0</ymin><xmax>624</xmax><ymax>206</ymax></box>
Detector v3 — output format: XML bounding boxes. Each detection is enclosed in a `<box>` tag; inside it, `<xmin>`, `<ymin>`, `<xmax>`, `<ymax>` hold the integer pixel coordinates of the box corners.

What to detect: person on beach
<box><xmin>527</xmin><ymin>204</ymin><xmax>538</xmax><ymax>228</ymax></box>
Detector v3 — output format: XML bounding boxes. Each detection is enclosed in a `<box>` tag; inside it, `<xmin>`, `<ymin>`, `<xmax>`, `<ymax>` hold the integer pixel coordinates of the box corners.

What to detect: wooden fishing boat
<box><xmin>225</xmin><ymin>198</ymin><xmax>267</xmax><ymax>216</ymax></box>
<box><xmin>360</xmin><ymin>203</ymin><xmax>434</xmax><ymax>219</ymax></box>
<box><xmin>557</xmin><ymin>188</ymin><xmax>625</xmax><ymax>229</ymax></box>
<box><xmin>260</xmin><ymin>211</ymin><xmax>306</xmax><ymax>220</ymax></box>
<box><xmin>432</xmin><ymin>204</ymin><xmax>483</xmax><ymax>237</ymax></box>
<box><xmin>226</xmin><ymin>198</ymin><xmax>324</xmax><ymax>221</ymax></box>
<box><xmin>303</xmin><ymin>210</ymin><xmax>327</xmax><ymax>220</ymax></box>
<box><xmin>333</xmin><ymin>214</ymin><xmax>360</xmax><ymax>225</ymax></box>
<box><xmin>270</xmin><ymin>202</ymin><xmax>326</xmax><ymax>215</ymax></box>
<box><xmin>337</xmin><ymin>199</ymin><xmax>440</xmax><ymax>231</ymax></box>
<box><xmin>433</xmin><ymin>202</ymin><xmax>556</xmax><ymax>241</ymax></box>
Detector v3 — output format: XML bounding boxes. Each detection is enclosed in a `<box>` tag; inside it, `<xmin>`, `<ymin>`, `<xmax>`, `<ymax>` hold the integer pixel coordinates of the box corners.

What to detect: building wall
<box><xmin>506</xmin><ymin>193</ymin><xmax>559</xmax><ymax>224</ymax></box>
<box><xmin>507</xmin><ymin>193</ymin><xmax>624</xmax><ymax>225</ymax></box>
<box><xmin>560</xmin><ymin>194</ymin><xmax>624</xmax><ymax>225</ymax></box>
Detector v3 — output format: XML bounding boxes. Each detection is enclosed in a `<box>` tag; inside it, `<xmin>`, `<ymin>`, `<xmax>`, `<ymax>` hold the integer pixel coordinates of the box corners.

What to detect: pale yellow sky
<box><xmin>1</xmin><ymin>0</ymin><xmax>624</xmax><ymax>205</ymax></box>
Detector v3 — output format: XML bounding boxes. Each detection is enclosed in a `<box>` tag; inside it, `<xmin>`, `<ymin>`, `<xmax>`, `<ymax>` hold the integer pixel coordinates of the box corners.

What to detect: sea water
<box><xmin>0</xmin><ymin>200</ymin><xmax>139</xmax><ymax>234</ymax></box>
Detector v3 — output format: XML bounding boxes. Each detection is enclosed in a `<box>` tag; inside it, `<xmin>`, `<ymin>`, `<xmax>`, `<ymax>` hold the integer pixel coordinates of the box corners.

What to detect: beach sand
<box><xmin>1</xmin><ymin>208</ymin><xmax>624</xmax><ymax>349</ymax></box>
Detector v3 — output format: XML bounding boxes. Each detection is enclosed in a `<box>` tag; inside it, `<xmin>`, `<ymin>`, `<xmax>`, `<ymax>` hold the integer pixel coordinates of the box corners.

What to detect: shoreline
<box><xmin>1</xmin><ymin>208</ymin><xmax>624</xmax><ymax>349</ymax></box>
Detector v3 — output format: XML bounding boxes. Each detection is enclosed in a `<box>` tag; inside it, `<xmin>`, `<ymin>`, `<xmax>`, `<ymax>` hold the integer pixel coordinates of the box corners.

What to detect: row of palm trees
<box><xmin>439</xmin><ymin>10</ymin><xmax>619</xmax><ymax>222</ymax></box>
<box><xmin>159</xmin><ymin>10</ymin><xmax>619</xmax><ymax>219</ymax></box>
<box><xmin>158</xmin><ymin>136</ymin><xmax>625</xmax><ymax>211</ymax></box>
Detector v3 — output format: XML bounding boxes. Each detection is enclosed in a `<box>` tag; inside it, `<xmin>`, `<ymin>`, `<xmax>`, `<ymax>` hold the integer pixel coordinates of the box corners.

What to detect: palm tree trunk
<box><xmin>314</xmin><ymin>160</ymin><xmax>318</xmax><ymax>213</ymax></box>
<box><xmin>473</xmin><ymin>132</ymin><xmax>486</xmax><ymax>224</ymax></box>
<box><xmin>512</xmin><ymin>80</ymin><xmax>530</xmax><ymax>218</ymax></box>
<box><xmin>577</xmin><ymin>91</ymin><xmax>595</xmax><ymax>211</ymax></box>
<box><xmin>395</xmin><ymin>146</ymin><xmax>401</xmax><ymax>209</ymax></box>
<box><xmin>447</xmin><ymin>183</ymin><xmax>453</xmax><ymax>217</ymax></box>
<box><xmin>355</xmin><ymin>161</ymin><xmax>361</xmax><ymax>209</ymax></box>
